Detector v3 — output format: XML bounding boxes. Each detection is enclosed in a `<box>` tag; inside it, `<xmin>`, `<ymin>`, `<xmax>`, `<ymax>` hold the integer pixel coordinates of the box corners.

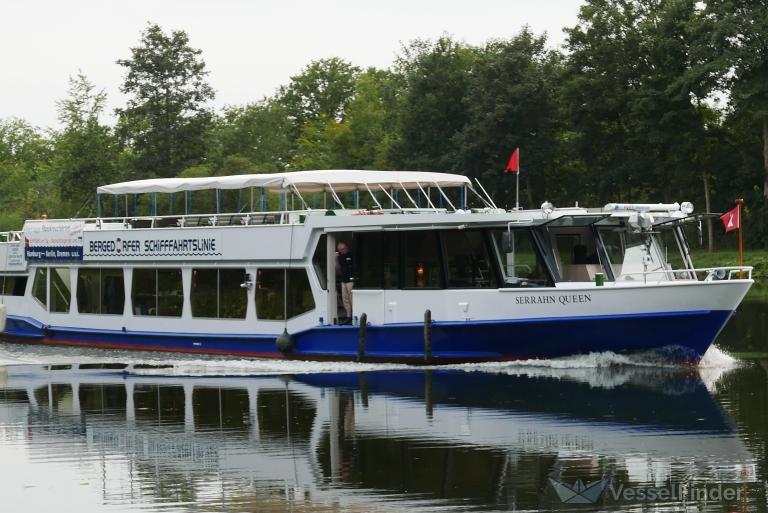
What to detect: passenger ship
<box><xmin>0</xmin><ymin>170</ymin><xmax>754</xmax><ymax>363</ymax></box>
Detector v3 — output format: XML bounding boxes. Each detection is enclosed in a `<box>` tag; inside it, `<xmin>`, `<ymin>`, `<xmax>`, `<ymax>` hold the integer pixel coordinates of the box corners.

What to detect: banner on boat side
<box><xmin>82</xmin><ymin>231</ymin><xmax>223</xmax><ymax>261</ymax></box>
<box><xmin>22</xmin><ymin>220</ymin><xmax>85</xmax><ymax>261</ymax></box>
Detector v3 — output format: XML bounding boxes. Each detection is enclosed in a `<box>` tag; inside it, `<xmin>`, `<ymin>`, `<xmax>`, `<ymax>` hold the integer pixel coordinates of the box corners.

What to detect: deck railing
<box><xmin>0</xmin><ymin>206</ymin><xmax>472</xmax><ymax>235</ymax></box>
<box><xmin>614</xmin><ymin>266</ymin><xmax>753</xmax><ymax>284</ymax></box>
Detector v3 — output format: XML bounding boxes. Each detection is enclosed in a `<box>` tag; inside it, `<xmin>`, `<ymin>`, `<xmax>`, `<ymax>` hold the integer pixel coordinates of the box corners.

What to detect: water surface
<box><xmin>0</xmin><ymin>286</ymin><xmax>766</xmax><ymax>512</ymax></box>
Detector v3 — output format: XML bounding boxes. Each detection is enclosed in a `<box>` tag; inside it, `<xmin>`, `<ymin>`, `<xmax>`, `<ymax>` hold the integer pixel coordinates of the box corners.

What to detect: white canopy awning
<box><xmin>97</xmin><ymin>170</ymin><xmax>471</xmax><ymax>195</ymax></box>
<box><xmin>96</xmin><ymin>174</ymin><xmax>284</xmax><ymax>194</ymax></box>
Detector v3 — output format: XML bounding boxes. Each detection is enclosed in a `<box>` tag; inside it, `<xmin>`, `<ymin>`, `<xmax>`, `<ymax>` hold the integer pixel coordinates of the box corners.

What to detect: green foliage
<box><xmin>115</xmin><ymin>23</ymin><xmax>215</xmax><ymax>179</ymax></box>
<box><xmin>2</xmin><ymin>14</ymin><xmax>768</xmax><ymax>251</ymax></box>
<box><xmin>388</xmin><ymin>37</ymin><xmax>476</xmax><ymax>171</ymax></box>
<box><xmin>279</xmin><ymin>57</ymin><xmax>361</xmax><ymax>129</ymax></box>
<box><xmin>291</xmin><ymin>116</ymin><xmax>347</xmax><ymax>170</ymax></box>
<box><xmin>333</xmin><ymin>68</ymin><xmax>402</xmax><ymax>169</ymax></box>
<box><xmin>53</xmin><ymin>73</ymin><xmax>119</xmax><ymax>209</ymax></box>
<box><xmin>452</xmin><ymin>29</ymin><xmax>563</xmax><ymax>208</ymax></box>
<box><xmin>210</xmin><ymin>100</ymin><xmax>293</xmax><ymax>171</ymax></box>
<box><xmin>0</xmin><ymin>119</ymin><xmax>55</xmax><ymax>229</ymax></box>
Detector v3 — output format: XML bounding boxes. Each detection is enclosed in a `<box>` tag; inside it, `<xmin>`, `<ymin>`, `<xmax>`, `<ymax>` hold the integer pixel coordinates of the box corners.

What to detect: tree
<box><xmin>0</xmin><ymin>118</ymin><xmax>55</xmax><ymax>228</ymax></box>
<box><xmin>388</xmin><ymin>37</ymin><xmax>476</xmax><ymax>171</ymax></box>
<box><xmin>116</xmin><ymin>23</ymin><xmax>215</xmax><ymax>178</ymax></box>
<box><xmin>290</xmin><ymin>116</ymin><xmax>347</xmax><ymax>170</ymax></box>
<box><xmin>696</xmin><ymin>0</ymin><xmax>768</xmax><ymax>202</ymax></box>
<box><xmin>453</xmin><ymin>29</ymin><xmax>564</xmax><ymax>208</ymax></box>
<box><xmin>562</xmin><ymin>0</ymin><xmax>709</xmax><ymax>206</ymax></box>
<box><xmin>279</xmin><ymin>57</ymin><xmax>360</xmax><ymax>131</ymax></box>
<box><xmin>209</xmin><ymin>99</ymin><xmax>293</xmax><ymax>172</ymax></box>
<box><xmin>53</xmin><ymin>72</ymin><xmax>118</xmax><ymax>207</ymax></box>
<box><xmin>334</xmin><ymin>68</ymin><xmax>402</xmax><ymax>169</ymax></box>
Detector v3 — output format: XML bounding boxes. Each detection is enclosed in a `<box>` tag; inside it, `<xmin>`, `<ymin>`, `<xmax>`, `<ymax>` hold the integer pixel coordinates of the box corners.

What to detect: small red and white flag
<box><xmin>720</xmin><ymin>206</ymin><xmax>740</xmax><ymax>233</ymax></box>
<box><xmin>504</xmin><ymin>148</ymin><xmax>519</xmax><ymax>174</ymax></box>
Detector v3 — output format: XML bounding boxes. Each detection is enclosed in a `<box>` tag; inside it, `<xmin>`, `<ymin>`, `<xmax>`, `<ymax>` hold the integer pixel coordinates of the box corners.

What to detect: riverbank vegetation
<box><xmin>1</xmin><ymin>0</ymin><xmax>767</xmax><ymax>249</ymax></box>
<box><xmin>691</xmin><ymin>250</ymin><xmax>768</xmax><ymax>279</ymax></box>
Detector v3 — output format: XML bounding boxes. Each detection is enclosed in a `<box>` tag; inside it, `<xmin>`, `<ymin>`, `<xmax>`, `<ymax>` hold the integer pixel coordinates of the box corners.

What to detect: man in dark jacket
<box><xmin>336</xmin><ymin>242</ymin><xmax>354</xmax><ymax>320</ymax></box>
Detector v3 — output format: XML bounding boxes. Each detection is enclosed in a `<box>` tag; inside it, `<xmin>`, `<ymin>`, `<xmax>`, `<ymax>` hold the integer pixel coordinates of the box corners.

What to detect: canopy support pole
<box><xmin>415</xmin><ymin>182</ymin><xmax>437</xmax><ymax>210</ymax></box>
<box><xmin>378</xmin><ymin>184</ymin><xmax>401</xmax><ymax>209</ymax></box>
<box><xmin>466</xmin><ymin>185</ymin><xmax>492</xmax><ymax>209</ymax></box>
<box><xmin>364</xmin><ymin>183</ymin><xmax>383</xmax><ymax>210</ymax></box>
<box><xmin>290</xmin><ymin>183</ymin><xmax>310</xmax><ymax>210</ymax></box>
<box><xmin>433</xmin><ymin>182</ymin><xmax>456</xmax><ymax>211</ymax></box>
<box><xmin>96</xmin><ymin>194</ymin><xmax>101</xmax><ymax>218</ymax></box>
<box><xmin>473</xmin><ymin>178</ymin><xmax>498</xmax><ymax>209</ymax></box>
<box><xmin>398</xmin><ymin>182</ymin><xmax>419</xmax><ymax>208</ymax></box>
<box><xmin>327</xmin><ymin>183</ymin><xmax>345</xmax><ymax>209</ymax></box>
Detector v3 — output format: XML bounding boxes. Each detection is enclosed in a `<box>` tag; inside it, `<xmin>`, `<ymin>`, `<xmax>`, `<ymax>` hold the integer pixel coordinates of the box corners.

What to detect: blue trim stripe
<box><xmin>2</xmin><ymin>309</ymin><xmax>734</xmax><ymax>362</ymax></box>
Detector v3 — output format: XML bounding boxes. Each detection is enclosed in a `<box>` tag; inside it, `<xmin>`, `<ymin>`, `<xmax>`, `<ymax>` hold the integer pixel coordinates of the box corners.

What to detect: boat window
<box><xmin>0</xmin><ymin>275</ymin><xmax>27</xmax><ymax>296</ymax></box>
<box><xmin>191</xmin><ymin>269</ymin><xmax>217</xmax><ymax>318</ymax></box>
<box><xmin>76</xmin><ymin>268</ymin><xmax>125</xmax><ymax>315</ymax></box>
<box><xmin>491</xmin><ymin>229</ymin><xmax>552</xmax><ymax>287</ymax></box>
<box><xmin>312</xmin><ymin>234</ymin><xmax>328</xmax><ymax>290</ymax></box>
<box><xmin>551</xmin><ymin>230</ymin><xmax>603</xmax><ymax>282</ymax></box>
<box><xmin>50</xmin><ymin>268</ymin><xmax>71</xmax><ymax>313</ymax></box>
<box><xmin>443</xmin><ymin>231</ymin><xmax>497</xmax><ymax>288</ymax></box>
<box><xmin>220</xmin><ymin>269</ymin><xmax>247</xmax><ymax>318</ymax></box>
<box><xmin>32</xmin><ymin>268</ymin><xmax>47</xmax><ymax>307</ymax></box>
<box><xmin>132</xmin><ymin>269</ymin><xmax>183</xmax><ymax>317</ymax></box>
<box><xmin>599</xmin><ymin>228</ymin><xmax>668</xmax><ymax>280</ymax></box>
<box><xmin>403</xmin><ymin>231</ymin><xmax>442</xmax><ymax>288</ymax></box>
<box><xmin>656</xmin><ymin>227</ymin><xmax>692</xmax><ymax>278</ymax></box>
<box><xmin>191</xmin><ymin>269</ymin><xmax>247</xmax><ymax>319</ymax></box>
<box><xmin>356</xmin><ymin>232</ymin><xmax>400</xmax><ymax>289</ymax></box>
<box><xmin>255</xmin><ymin>268</ymin><xmax>315</xmax><ymax>320</ymax></box>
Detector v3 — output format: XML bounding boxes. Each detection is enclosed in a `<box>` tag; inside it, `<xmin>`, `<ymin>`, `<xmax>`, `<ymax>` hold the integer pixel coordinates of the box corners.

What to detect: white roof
<box><xmin>96</xmin><ymin>170</ymin><xmax>471</xmax><ymax>195</ymax></box>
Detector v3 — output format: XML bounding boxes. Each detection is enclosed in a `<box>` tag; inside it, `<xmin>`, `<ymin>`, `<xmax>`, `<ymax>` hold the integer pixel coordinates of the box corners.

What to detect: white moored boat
<box><xmin>0</xmin><ymin>170</ymin><xmax>753</xmax><ymax>362</ymax></box>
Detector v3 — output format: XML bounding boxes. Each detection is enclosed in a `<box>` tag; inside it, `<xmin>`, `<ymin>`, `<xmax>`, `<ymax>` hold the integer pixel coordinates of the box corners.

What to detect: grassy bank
<box><xmin>690</xmin><ymin>250</ymin><xmax>768</xmax><ymax>279</ymax></box>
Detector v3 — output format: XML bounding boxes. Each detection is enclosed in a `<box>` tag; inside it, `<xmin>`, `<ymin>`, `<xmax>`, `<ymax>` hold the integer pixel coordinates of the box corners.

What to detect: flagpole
<box><xmin>515</xmin><ymin>149</ymin><xmax>520</xmax><ymax>210</ymax></box>
<box><xmin>737</xmin><ymin>198</ymin><xmax>744</xmax><ymax>278</ymax></box>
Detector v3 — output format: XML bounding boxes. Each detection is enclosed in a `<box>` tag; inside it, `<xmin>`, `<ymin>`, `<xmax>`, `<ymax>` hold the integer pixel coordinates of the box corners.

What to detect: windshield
<box><xmin>490</xmin><ymin>229</ymin><xmax>553</xmax><ymax>288</ymax></box>
<box><xmin>599</xmin><ymin>226</ymin><xmax>692</xmax><ymax>281</ymax></box>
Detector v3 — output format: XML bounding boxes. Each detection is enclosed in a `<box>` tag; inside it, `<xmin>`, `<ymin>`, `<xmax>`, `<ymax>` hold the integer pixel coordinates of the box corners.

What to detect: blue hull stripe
<box><xmin>1</xmin><ymin>310</ymin><xmax>734</xmax><ymax>362</ymax></box>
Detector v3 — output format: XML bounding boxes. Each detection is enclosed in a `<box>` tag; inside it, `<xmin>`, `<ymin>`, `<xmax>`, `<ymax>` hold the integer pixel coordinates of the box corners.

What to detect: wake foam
<box><xmin>698</xmin><ymin>345</ymin><xmax>740</xmax><ymax>369</ymax></box>
<box><xmin>0</xmin><ymin>341</ymin><xmax>743</xmax><ymax>384</ymax></box>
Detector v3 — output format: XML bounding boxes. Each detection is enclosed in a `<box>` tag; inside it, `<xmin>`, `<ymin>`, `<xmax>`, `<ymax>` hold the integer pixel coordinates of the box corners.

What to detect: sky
<box><xmin>0</xmin><ymin>0</ymin><xmax>583</xmax><ymax>130</ymax></box>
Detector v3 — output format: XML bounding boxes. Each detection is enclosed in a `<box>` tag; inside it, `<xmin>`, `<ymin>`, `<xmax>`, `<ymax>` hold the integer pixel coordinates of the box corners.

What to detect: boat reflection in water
<box><xmin>0</xmin><ymin>363</ymin><xmax>758</xmax><ymax>511</ymax></box>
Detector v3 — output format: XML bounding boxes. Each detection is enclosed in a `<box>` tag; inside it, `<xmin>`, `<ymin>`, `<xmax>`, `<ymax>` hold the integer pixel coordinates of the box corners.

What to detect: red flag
<box><xmin>504</xmin><ymin>148</ymin><xmax>519</xmax><ymax>174</ymax></box>
<box><xmin>720</xmin><ymin>206</ymin><xmax>740</xmax><ymax>233</ymax></box>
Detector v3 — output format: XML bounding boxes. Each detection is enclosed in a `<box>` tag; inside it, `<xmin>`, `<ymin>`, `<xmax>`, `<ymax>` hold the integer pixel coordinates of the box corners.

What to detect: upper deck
<box><xmin>0</xmin><ymin>169</ymin><xmax>736</xmax><ymax>284</ymax></box>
